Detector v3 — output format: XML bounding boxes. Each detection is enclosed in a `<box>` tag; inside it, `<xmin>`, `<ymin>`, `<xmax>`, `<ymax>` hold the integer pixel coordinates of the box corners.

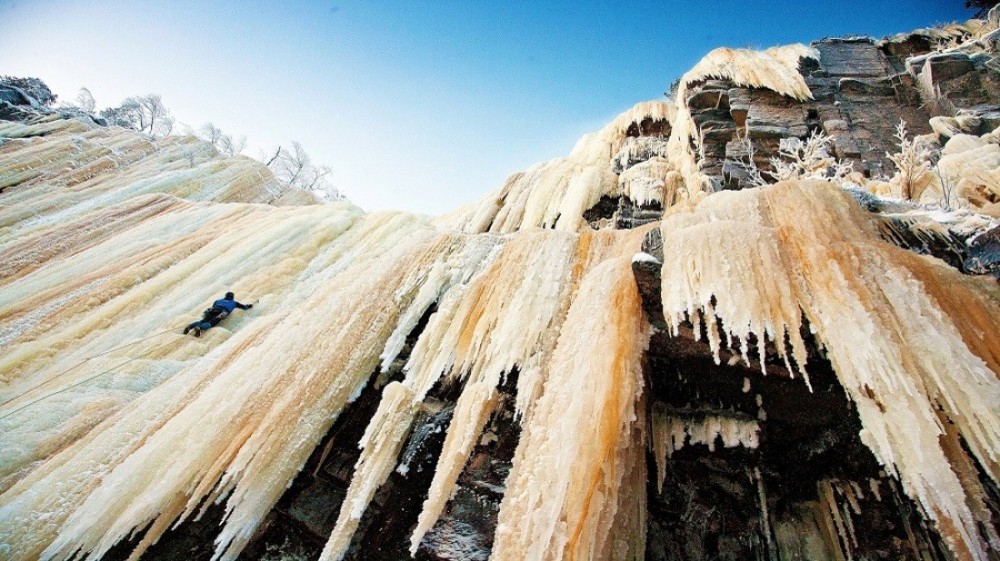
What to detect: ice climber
<box><xmin>183</xmin><ymin>292</ymin><xmax>253</xmax><ymax>337</ymax></box>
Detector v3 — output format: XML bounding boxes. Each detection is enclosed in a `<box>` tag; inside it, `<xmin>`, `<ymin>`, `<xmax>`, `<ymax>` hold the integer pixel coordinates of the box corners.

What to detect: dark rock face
<box><xmin>925</xmin><ymin>52</ymin><xmax>977</xmax><ymax>83</ymax></box>
<box><xmin>685</xmin><ymin>29</ymin><xmax>1000</xmax><ymax>187</ymax></box>
<box><xmin>632</xmin><ymin>232</ymin><xmax>965</xmax><ymax>561</ymax></box>
<box><xmin>0</xmin><ymin>84</ymin><xmax>44</xmax><ymax>122</ymax></box>
<box><xmin>966</xmin><ymin>225</ymin><xmax>1000</xmax><ymax>276</ymax></box>
<box><xmin>877</xmin><ymin>214</ymin><xmax>1000</xmax><ymax>279</ymax></box>
<box><xmin>0</xmin><ymin>85</ymin><xmax>34</xmax><ymax>106</ymax></box>
<box><xmin>816</xmin><ymin>37</ymin><xmax>893</xmax><ymax>77</ymax></box>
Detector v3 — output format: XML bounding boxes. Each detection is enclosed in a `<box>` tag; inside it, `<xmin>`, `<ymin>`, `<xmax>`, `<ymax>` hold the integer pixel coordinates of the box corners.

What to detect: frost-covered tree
<box><xmin>100</xmin><ymin>99</ymin><xmax>143</xmax><ymax>129</ymax></box>
<box><xmin>886</xmin><ymin>120</ymin><xmax>933</xmax><ymax>200</ymax></box>
<box><xmin>664</xmin><ymin>77</ymin><xmax>682</xmax><ymax>102</ymax></box>
<box><xmin>769</xmin><ymin>130</ymin><xmax>853</xmax><ymax>183</ymax></box>
<box><xmin>100</xmin><ymin>94</ymin><xmax>174</xmax><ymax>138</ymax></box>
<box><xmin>271</xmin><ymin>142</ymin><xmax>311</xmax><ymax>186</ymax></box>
<box><xmin>732</xmin><ymin>133</ymin><xmax>768</xmax><ymax>188</ymax></box>
<box><xmin>75</xmin><ymin>87</ymin><xmax>96</xmax><ymax>113</ymax></box>
<box><xmin>0</xmin><ymin>75</ymin><xmax>57</xmax><ymax>106</ymax></box>
<box><xmin>263</xmin><ymin>142</ymin><xmax>342</xmax><ymax>201</ymax></box>
<box><xmin>199</xmin><ymin>123</ymin><xmax>246</xmax><ymax>157</ymax></box>
<box><xmin>134</xmin><ymin>94</ymin><xmax>173</xmax><ymax>137</ymax></box>
<box><xmin>731</xmin><ymin>129</ymin><xmax>851</xmax><ymax>188</ymax></box>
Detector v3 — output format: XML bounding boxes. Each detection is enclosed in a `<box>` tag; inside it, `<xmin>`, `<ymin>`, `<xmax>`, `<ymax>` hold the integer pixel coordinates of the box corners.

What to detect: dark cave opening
<box><xmin>642</xmin><ymin>323</ymin><xmax>952</xmax><ymax>561</ymax></box>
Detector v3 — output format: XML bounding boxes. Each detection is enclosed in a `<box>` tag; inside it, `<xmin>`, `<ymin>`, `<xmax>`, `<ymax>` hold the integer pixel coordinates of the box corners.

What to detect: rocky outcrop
<box><xmin>0</xmin><ymin>85</ymin><xmax>42</xmax><ymax>122</ymax></box>
<box><xmin>677</xmin><ymin>25</ymin><xmax>998</xmax><ymax>191</ymax></box>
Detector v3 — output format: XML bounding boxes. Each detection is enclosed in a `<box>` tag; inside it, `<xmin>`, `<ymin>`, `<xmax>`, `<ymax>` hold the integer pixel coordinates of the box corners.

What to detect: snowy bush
<box><xmin>886</xmin><ymin>119</ymin><xmax>934</xmax><ymax>200</ymax></box>
<box><xmin>769</xmin><ymin>130</ymin><xmax>853</xmax><ymax>183</ymax></box>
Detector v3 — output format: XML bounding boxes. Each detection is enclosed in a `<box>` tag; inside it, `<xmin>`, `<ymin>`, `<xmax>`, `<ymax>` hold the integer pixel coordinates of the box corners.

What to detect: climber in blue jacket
<box><xmin>183</xmin><ymin>292</ymin><xmax>252</xmax><ymax>337</ymax></box>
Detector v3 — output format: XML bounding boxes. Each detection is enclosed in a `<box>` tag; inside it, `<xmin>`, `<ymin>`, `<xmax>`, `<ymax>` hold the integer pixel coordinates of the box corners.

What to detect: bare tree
<box><xmin>74</xmin><ymin>87</ymin><xmax>96</xmax><ymax>113</ymax></box>
<box><xmin>264</xmin><ymin>141</ymin><xmax>342</xmax><ymax>200</ymax></box>
<box><xmin>100</xmin><ymin>94</ymin><xmax>174</xmax><ymax>138</ymax></box>
<box><xmin>887</xmin><ymin>120</ymin><xmax>933</xmax><ymax>200</ymax></box>
<box><xmin>199</xmin><ymin>122</ymin><xmax>246</xmax><ymax>157</ymax></box>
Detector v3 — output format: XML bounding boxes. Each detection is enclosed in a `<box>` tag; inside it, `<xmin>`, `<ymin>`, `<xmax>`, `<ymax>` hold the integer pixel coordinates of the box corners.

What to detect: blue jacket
<box><xmin>212</xmin><ymin>298</ymin><xmax>249</xmax><ymax>314</ymax></box>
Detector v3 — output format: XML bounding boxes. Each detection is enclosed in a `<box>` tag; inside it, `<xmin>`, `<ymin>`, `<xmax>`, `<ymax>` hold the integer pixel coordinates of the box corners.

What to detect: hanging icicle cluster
<box><xmin>660</xmin><ymin>181</ymin><xmax>1000</xmax><ymax>560</ymax></box>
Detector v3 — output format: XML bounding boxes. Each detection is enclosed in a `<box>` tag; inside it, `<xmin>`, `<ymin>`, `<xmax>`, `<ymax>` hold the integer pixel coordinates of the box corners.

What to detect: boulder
<box><xmin>930</xmin><ymin>115</ymin><xmax>982</xmax><ymax>139</ymax></box>
<box><xmin>0</xmin><ymin>86</ymin><xmax>32</xmax><ymax>106</ymax></box>
<box><xmin>942</xmin><ymin>134</ymin><xmax>987</xmax><ymax>155</ymax></box>
<box><xmin>966</xmin><ymin>225</ymin><xmax>1000</xmax><ymax>277</ymax></box>
<box><xmin>925</xmin><ymin>53</ymin><xmax>975</xmax><ymax>83</ymax></box>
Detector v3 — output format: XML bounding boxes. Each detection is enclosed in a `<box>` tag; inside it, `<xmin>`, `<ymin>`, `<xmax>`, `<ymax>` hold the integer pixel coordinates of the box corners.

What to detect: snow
<box><xmin>631</xmin><ymin>251</ymin><xmax>661</xmax><ymax>265</ymax></box>
<box><xmin>681</xmin><ymin>44</ymin><xmax>819</xmax><ymax>102</ymax></box>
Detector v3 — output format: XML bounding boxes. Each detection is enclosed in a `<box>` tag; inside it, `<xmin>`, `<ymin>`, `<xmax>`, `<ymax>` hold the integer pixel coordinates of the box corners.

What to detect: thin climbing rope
<box><xmin>0</xmin><ymin>325</ymin><xmax>185</xmax><ymax>411</ymax></box>
<box><xmin>0</xmin><ymin>335</ymin><xmax>183</xmax><ymax>422</ymax></box>
<box><xmin>0</xmin><ymin>303</ymin><xmax>259</xmax><ymax>421</ymax></box>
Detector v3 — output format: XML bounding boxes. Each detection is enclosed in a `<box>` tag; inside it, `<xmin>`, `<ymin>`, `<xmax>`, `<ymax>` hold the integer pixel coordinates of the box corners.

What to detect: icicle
<box><xmin>661</xmin><ymin>181</ymin><xmax>1000</xmax><ymax>560</ymax></box>
<box><xmin>0</xmin><ymin>156</ymin><xmax>494</xmax><ymax>561</ymax></box>
<box><xmin>448</xmin><ymin>102</ymin><xmax>675</xmax><ymax>234</ymax></box>
<box><xmin>650</xmin><ymin>405</ymin><xmax>760</xmax><ymax>492</ymax></box>
<box><xmin>491</xmin><ymin>255</ymin><xmax>651</xmax><ymax>561</ymax></box>
<box><xmin>320</xmin><ymin>382</ymin><xmax>419</xmax><ymax>561</ymax></box>
<box><xmin>618</xmin><ymin>159</ymin><xmax>682</xmax><ymax>207</ymax></box>
<box><xmin>754</xmin><ymin>467</ymin><xmax>778</xmax><ymax>561</ymax></box>
<box><xmin>819</xmin><ymin>480</ymin><xmax>854</xmax><ymax>561</ymax></box>
<box><xmin>868</xmin><ymin>479</ymin><xmax>882</xmax><ymax>502</ymax></box>
<box><xmin>409</xmin><ymin>381</ymin><xmax>500</xmax><ymax>555</ymax></box>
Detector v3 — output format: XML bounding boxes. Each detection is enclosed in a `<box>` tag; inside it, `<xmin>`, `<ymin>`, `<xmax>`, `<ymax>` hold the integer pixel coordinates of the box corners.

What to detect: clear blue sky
<box><xmin>0</xmin><ymin>0</ymin><xmax>976</xmax><ymax>214</ymax></box>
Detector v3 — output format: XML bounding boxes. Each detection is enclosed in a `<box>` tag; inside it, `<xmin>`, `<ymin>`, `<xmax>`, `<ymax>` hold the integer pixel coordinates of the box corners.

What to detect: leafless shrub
<box><xmin>886</xmin><ymin>120</ymin><xmax>933</xmax><ymax>200</ymax></box>
<box><xmin>730</xmin><ymin>129</ymin><xmax>852</xmax><ymax>188</ymax></box>
<box><xmin>769</xmin><ymin>130</ymin><xmax>853</xmax><ymax>183</ymax></box>
<box><xmin>734</xmin><ymin>132</ymin><xmax>768</xmax><ymax>188</ymax></box>
<box><xmin>198</xmin><ymin>123</ymin><xmax>246</xmax><ymax>157</ymax></box>
<box><xmin>933</xmin><ymin>164</ymin><xmax>956</xmax><ymax>210</ymax></box>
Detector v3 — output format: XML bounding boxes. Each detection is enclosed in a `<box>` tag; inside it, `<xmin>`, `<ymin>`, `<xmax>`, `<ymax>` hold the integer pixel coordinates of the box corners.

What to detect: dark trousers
<box><xmin>185</xmin><ymin>309</ymin><xmax>227</xmax><ymax>332</ymax></box>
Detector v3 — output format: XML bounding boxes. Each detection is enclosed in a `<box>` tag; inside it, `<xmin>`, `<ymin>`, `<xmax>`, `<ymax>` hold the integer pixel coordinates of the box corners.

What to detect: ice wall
<box><xmin>0</xmin><ymin>116</ymin><xmax>659</xmax><ymax>561</ymax></box>
<box><xmin>1</xmin><ymin>27</ymin><xmax>1000</xmax><ymax>561</ymax></box>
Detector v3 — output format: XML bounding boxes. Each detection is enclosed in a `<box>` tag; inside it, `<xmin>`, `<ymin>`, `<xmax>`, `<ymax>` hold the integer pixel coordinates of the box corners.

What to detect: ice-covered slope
<box><xmin>2</xmin><ymin>13</ymin><xmax>1000</xmax><ymax>561</ymax></box>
